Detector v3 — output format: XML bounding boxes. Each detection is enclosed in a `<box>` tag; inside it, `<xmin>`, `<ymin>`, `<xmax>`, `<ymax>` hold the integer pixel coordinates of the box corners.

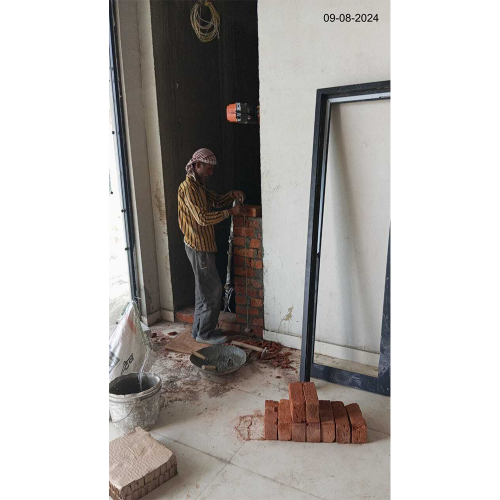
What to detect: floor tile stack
<box><xmin>109</xmin><ymin>427</ymin><xmax>178</xmax><ymax>500</ymax></box>
<box><xmin>264</xmin><ymin>382</ymin><xmax>367</xmax><ymax>443</ymax></box>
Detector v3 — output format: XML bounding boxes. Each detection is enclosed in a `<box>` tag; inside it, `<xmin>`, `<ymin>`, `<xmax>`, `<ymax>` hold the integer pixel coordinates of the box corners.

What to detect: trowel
<box><xmin>191</xmin><ymin>350</ymin><xmax>215</xmax><ymax>369</ymax></box>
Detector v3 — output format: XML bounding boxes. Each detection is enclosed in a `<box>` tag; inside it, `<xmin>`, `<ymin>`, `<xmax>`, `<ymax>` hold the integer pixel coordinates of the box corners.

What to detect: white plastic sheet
<box><xmin>109</xmin><ymin>301</ymin><xmax>154</xmax><ymax>382</ymax></box>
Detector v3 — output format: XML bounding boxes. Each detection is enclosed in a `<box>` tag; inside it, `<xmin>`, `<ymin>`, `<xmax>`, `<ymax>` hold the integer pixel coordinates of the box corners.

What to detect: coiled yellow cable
<box><xmin>190</xmin><ymin>0</ymin><xmax>220</xmax><ymax>43</ymax></box>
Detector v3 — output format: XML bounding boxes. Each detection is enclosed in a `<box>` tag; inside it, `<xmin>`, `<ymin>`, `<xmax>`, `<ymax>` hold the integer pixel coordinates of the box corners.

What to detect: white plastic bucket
<box><xmin>109</xmin><ymin>372</ymin><xmax>162</xmax><ymax>434</ymax></box>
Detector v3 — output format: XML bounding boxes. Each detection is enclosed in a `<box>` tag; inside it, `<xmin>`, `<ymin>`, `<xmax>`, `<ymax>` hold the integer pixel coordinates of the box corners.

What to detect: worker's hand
<box><xmin>228</xmin><ymin>204</ymin><xmax>246</xmax><ymax>216</ymax></box>
<box><xmin>232</xmin><ymin>190</ymin><xmax>246</xmax><ymax>204</ymax></box>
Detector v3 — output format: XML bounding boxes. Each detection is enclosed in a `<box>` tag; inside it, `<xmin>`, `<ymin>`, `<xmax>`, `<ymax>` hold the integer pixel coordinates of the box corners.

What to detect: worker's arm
<box><xmin>184</xmin><ymin>183</ymin><xmax>229</xmax><ymax>226</ymax></box>
<box><xmin>232</xmin><ymin>190</ymin><xmax>246</xmax><ymax>204</ymax></box>
<box><xmin>207</xmin><ymin>189</ymin><xmax>246</xmax><ymax>207</ymax></box>
<box><xmin>205</xmin><ymin>189</ymin><xmax>236</xmax><ymax>209</ymax></box>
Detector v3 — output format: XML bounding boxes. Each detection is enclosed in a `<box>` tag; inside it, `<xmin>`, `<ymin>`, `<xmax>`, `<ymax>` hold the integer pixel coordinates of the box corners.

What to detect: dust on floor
<box><xmin>148</xmin><ymin>321</ymin><xmax>300</xmax><ymax>441</ymax></box>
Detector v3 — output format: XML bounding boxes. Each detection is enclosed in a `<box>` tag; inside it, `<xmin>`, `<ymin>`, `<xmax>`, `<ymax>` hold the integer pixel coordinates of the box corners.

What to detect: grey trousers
<box><xmin>185</xmin><ymin>244</ymin><xmax>222</xmax><ymax>339</ymax></box>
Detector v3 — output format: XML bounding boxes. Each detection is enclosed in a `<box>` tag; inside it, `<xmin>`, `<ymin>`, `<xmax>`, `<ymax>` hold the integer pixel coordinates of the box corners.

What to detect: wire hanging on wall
<box><xmin>190</xmin><ymin>0</ymin><xmax>220</xmax><ymax>43</ymax></box>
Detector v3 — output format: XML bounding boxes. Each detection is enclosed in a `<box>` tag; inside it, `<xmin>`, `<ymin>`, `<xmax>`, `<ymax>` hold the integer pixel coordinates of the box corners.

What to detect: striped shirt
<box><xmin>178</xmin><ymin>175</ymin><xmax>235</xmax><ymax>252</ymax></box>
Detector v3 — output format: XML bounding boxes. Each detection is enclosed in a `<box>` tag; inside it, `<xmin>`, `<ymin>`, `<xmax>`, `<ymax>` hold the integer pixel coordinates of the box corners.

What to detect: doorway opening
<box><xmin>109</xmin><ymin>4</ymin><xmax>139</xmax><ymax>325</ymax></box>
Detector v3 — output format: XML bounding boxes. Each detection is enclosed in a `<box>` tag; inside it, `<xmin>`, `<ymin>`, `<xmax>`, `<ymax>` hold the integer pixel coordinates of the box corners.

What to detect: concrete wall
<box><xmin>258</xmin><ymin>0</ymin><xmax>390</xmax><ymax>365</ymax></box>
<box><xmin>115</xmin><ymin>0</ymin><xmax>175</xmax><ymax>324</ymax></box>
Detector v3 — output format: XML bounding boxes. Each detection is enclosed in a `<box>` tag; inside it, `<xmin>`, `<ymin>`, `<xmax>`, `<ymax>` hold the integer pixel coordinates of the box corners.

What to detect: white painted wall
<box><xmin>259</xmin><ymin>0</ymin><xmax>390</xmax><ymax>363</ymax></box>
<box><xmin>136</xmin><ymin>0</ymin><xmax>175</xmax><ymax>322</ymax></box>
<box><xmin>116</xmin><ymin>0</ymin><xmax>175</xmax><ymax>324</ymax></box>
<box><xmin>316</xmin><ymin>100</ymin><xmax>390</xmax><ymax>353</ymax></box>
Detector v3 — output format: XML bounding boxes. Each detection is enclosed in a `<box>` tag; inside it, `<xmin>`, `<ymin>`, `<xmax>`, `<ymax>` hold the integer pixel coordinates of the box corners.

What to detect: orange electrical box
<box><xmin>226</xmin><ymin>103</ymin><xmax>238</xmax><ymax>123</ymax></box>
<box><xmin>226</xmin><ymin>103</ymin><xmax>259</xmax><ymax>124</ymax></box>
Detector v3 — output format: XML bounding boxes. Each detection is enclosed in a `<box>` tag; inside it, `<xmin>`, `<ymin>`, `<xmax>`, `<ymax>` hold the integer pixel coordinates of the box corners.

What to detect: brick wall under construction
<box><xmin>232</xmin><ymin>205</ymin><xmax>264</xmax><ymax>337</ymax></box>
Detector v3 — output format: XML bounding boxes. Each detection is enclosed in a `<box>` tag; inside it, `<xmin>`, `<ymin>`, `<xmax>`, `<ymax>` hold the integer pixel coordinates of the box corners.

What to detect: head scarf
<box><xmin>185</xmin><ymin>148</ymin><xmax>217</xmax><ymax>179</ymax></box>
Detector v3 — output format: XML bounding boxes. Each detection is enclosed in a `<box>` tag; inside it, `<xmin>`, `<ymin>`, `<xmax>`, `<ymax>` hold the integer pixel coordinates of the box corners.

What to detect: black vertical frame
<box><xmin>299</xmin><ymin>81</ymin><xmax>390</xmax><ymax>396</ymax></box>
<box><xmin>109</xmin><ymin>0</ymin><xmax>139</xmax><ymax>304</ymax></box>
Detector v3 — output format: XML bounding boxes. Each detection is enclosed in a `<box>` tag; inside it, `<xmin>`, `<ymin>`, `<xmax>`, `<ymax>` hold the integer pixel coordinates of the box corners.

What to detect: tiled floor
<box><xmin>109</xmin><ymin>321</ymin><xmax>390</xmax><ymax>500</ymax></box>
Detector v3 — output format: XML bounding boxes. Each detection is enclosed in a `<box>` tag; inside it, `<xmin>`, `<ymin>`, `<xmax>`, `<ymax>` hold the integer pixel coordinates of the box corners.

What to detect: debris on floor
<box><xmin>148</xmin><ymin>320</ymin><xmax>296</xmax><ymax>370</ymax></box>
<box><xmin>109</xmin><ymin>427</ymin><xmax>177</xmax><ymax>500</ymax></box>
<box><xmin>159</xmin><ymin>329</ymin><xmax>211</xmax><ymax>354</ymax></box>
<box><xmin>235</xmin><ymin>410</ymin><xmax>265</xmax><ymax>441</ymax></box>
<box><xmin>263</xmin><ymin>381</ymin><xmax>367</xmax><ymax>443</ymax></box>
<box><xmin>151</xmin><ymin>350</ymin><xmax>234</xmax><ymax>406</ymax></box>
<box><xmin>141</xmin><ymin>320</ymin><xmax>302</xmax><ymax>410</ymax></box>
<box><xmin>232</xmin><ymin>337</ymin><xmax>296</xmax><ymax>371</ymax></box>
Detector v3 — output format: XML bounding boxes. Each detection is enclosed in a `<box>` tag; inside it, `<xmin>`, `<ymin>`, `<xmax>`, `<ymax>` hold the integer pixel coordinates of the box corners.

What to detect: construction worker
<box><xmin>178</xmin><ymin>148</ymin><xmax>245</xmax><ymax>344</ymax></box>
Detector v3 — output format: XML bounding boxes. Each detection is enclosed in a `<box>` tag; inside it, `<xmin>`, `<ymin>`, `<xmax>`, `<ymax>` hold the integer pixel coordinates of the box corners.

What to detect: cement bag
<box><xmin>109</xmin><ymin>301</ymin><xmax>155</xmax><ymax>383</ymax></box>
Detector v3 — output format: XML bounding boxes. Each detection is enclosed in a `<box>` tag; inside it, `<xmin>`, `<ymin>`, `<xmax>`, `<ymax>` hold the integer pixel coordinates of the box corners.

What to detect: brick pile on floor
<box><xmin>109</xmin><ymin>427</ymin><xmax>178</xmax><ymax>500</ymax></box>
<box><xmin>264</xmin><ymin>382</ymin><xmax>367</xmax><ymax>443</ymax></box>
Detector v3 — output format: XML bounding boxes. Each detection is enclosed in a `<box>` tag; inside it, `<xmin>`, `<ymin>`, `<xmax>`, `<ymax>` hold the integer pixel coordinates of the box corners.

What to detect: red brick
<box><xmin>175</xmin><ymin>310</ymin><xmax>194</xmax><ymax>323</ymax></box>
<box><xmin>235</xmin><ymin>285</ymin><xmax>246</xmax><ymax>296</ymax></box>
<box><xmin>257</xmin><ymin>249</ymin><xmax>263</xmax><ymax>259</ymax></box>
<box><xmin>288</xmin><ymin>382</ymin><xmax>305</xmax><ymax>423</ymax></box>
<box><xmin>252</xmin><ymin>317</ymin><xmax>264</xmax><ymax>326</ymax></box>
<box><xmin>249</xmin><ymin>238</ymin><xmax>260</xmax><ymax>249</ymax></box>
<box><xmin>306</xmin><ymin>423</ymin><xmax>321</xmax><ymax>443</ymax></box>
<box><xmin>246</xmin><ymin>267</ymin><xmax>257</xmax><ymax>278</ymax></box>
<box><xmin>248</xmin><ymin>218</ymin><xmax>261</xmax><ymax>228</ymax></box>
<box><xmin>234</xmin><ymin>226</ymin><xmax>255</xmax><ymax>237</ymax></box>
<box><xmin>252</xmin><ymin>326</ymin><xmax>263</xmax><ymax>337</ymax></box>
<box><xmin>278</xmin><ymin>399</ymin><xmax>292</xmax><ymax>441</ymax></box>
<box><xmin>258</xmin><ymin>289</ymin><xmax>264</xmax><ymax>298</ymax></box>
<box><xmin>223</xmin><ymin>323</ymin><xmax>240</xmax><ymax>333</ymax></box>
<box><xmin>234</xmin><ymin>276</ymin><xmax>246</xmax><ymax>285</ymax></box>
<box><xmin>251</xmin><ymin>298</ymin><xmax>263</xmax><ymax>308</ymax></box>
<box><xmin>247</xmin><ymin>287</ymin><xmax>259</xmax><ymax>298</ymax></box>
<box><xmin>345</xmin><ymin>403</ymin><xmax>367</xmax><ymax>444</ymax></box>
<box><xmin>234</xmin><ymin>267</ymin><xmax>256</xmax><ymax>277</ymax></box>
<box><xmin>264</xmin><ymin>400</ymin><xmax>278</xmax><ymax>440</ymax></box>
<box><xmin>233</xmin><ymin>236</ymin><xmax>245</xmax><ymax>247</ymax></box>
<box><xmin>319</xmin><ymin>400</ymin><xmax>335</xmax><ymax>423</ymax></box>
<box><xmin>249</xmin><ymin>279</ymin><xmax>262</xmax><ymax>289</ymax></box>
<box><xmin>235</xmin><ymin>295</ymin><xmax>247</xmax><ymax>305</ymax></box>
<box><xmin>319</xmin><ymin>400</ymin><xmax>335</xmax><ymax>443</ymax></box>
<box><xmin>234</xmin><ymin>247</ymin><xmax>256</xmax><ymax>258</ymax></box>
<box><xmin>252</xmin><ymin>259</ymin><xmax>263</xmax><ymax>269</ymax></box>
<box><xmin>302</xmin><ymin>382</ymin><xmax>320</xmax><ymax>423</ymax></box>
<box><xmin>236</xmin><ymin>315</ymin><xmax>247</xmax><ymax>324</ymax></box>
<box><xmin>331</xmin><ymin>401</ymin><xmax>351</xmax><ymax>444</ymax></box>
<box><xmin>291</xmin><ymin>422</ymin><xmax>306</xmax><ymax>442</ymax></box>
<box><xmin>239</xmin><ymin>205</ymin><xmax>262</xmax><ymax>217</ymax></box>
<box><xmin>233</xmin><ymin>216</ymin><xmax>245</xmax><ymax>227</ymax></box>
<box><xmin>235</xmin><ymin>305</ymin><xmax>259</xmax><ymax>316</ymax></box>
<box><xmin>233</xmin><ymin>255</ymin><xmax>251</xmax><ymax>266</ymax></box>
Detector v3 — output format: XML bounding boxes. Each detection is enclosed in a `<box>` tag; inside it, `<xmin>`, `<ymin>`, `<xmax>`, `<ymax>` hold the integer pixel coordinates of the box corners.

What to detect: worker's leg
<box><xmin>185</xmin><ymin>245</ymin><xmax>222</xmax><ymax>339</ymax></box>
<box><xmin>191</xmin><ymin>278</ymin><xmax>202</xmax><ymax>338</ymax></box>
<box><xmin>191</xmin><ymin>255</ymin><xmax>202</xmax><ymax>338</ymax></box>
<box><xmin>185</xmin><ymin>244</ymin><xmax>201</xmax><ymax>337</ymax></box>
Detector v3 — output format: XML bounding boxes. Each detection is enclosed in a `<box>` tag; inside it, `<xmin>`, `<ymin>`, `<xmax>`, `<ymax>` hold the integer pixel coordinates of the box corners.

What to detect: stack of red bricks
<box><xmin>264</xmin><ymin>382</ymin><xmax>367</xmax><ymax>444</ymax></box>
<box><xmin>232</xmin><ymin>205</ymin><xmax>264</xmax><ymax>337</ymax></box>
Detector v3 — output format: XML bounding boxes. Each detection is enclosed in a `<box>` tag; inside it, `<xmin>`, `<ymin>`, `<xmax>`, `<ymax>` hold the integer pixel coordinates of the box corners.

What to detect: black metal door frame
<box><xmin>109</xmin><ymin>0</ymin><xmax>139</xmax><ymax>304</ymax></box>
<box><xmin>299</xmin><ymin>81</ymin><xmax>391</xmax><ymax>396</ymax></box>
